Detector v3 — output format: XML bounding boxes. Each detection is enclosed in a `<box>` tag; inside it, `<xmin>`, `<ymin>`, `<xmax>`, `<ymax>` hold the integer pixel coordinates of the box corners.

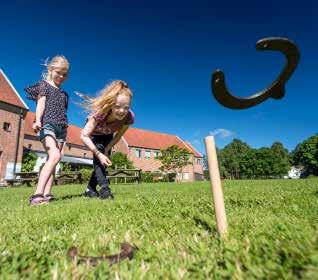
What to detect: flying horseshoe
<box><xmin>211</xmin><ymin>37</ymin><xmax>300</xmax><ymax>109</ymax></box>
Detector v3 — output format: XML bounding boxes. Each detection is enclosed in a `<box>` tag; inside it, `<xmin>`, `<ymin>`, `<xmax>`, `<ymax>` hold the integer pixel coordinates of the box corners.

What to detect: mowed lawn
<box><xmin>0</xmin><ymin>179</ymin><xmax>318</xmax><ymax>279</ymax></box>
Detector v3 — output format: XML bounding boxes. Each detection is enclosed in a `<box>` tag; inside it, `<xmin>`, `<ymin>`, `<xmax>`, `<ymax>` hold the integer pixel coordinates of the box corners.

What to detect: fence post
<box><xmin>124</xmin><ymin>165</ymin><xmax>127</xmax><ymax>184</ymax></box>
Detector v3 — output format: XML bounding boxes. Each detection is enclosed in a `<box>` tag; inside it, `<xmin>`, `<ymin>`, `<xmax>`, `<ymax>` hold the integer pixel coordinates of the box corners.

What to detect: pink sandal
<box><xmin>29</xmin><ymin>194</ymin><xmax>48</xmax><ymax>206</ymax></box>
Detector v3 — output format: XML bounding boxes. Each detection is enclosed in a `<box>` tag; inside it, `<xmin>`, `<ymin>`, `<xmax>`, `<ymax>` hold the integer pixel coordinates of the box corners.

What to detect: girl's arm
<box><xmin>80</xmin><ymin>117</ymin><xmax>112</xmax><ymax>166</ymax></box>
<box><xmin>33</xmin><ymin>96</ymin><xmax>46</xmax><ymax>132</ymax></box>
<box><xmin>104</xmin><ymin>125</ymin><xmax>129</xmax><ymax>154</ymax></box>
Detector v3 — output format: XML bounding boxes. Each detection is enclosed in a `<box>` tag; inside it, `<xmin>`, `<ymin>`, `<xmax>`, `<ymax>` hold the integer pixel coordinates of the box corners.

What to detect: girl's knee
<box><xmin>48</xmin><ymin>150</ymin><xmax>62</xmax><ymax>164</ymax></box>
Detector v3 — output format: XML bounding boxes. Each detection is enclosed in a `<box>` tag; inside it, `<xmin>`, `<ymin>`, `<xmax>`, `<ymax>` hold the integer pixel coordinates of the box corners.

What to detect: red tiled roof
<box><xmin>0</xmin><ymin>69</ymin><xmax>28</xmax><ymax>109</ymax></box>
<box><xmin>24</xmin><ymin>112</ymin><xmax>84</xmax><ymax>146</ymax></box>
<box><xmin>67</xmin><ymin>124</ymin><xmax>84</xmax><ymax>146</ymax></box>
<box><xmin>24</xmin><ymin>112</ymin><xmax>202</xmax><ymax>157</ymax></box>
<box><xmin>123</xmin><ymin>128</ymin><xmax>202</xmax><ymax>157</ymax></box>
<box><xmin>183</xmin><ymin>141</ymin><xmax>203</xmax><ymax>158</ymax></box>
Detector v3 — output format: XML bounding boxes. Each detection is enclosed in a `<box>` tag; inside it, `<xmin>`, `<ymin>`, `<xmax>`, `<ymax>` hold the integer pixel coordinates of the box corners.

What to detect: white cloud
<box><xmin>209</xmin><ymin>128</ymin><xmax>234</xmax><ymax>139</ymax></box>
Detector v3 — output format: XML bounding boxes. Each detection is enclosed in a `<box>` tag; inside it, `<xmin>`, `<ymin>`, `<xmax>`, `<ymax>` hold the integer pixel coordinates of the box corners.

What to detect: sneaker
<box><xmin>100</xmin><ymin>187</ymin><xmax>114</xmax><ymax>200</ymax></box>
<box><xmin>29</xmin><ymin>194</ymin><xmax>48</xmax><ymax>206</ymax></box>
<box><xmin>84</xmin><ymin>188</ymin><xmax>99</xmax><ymax>198</ymax></box>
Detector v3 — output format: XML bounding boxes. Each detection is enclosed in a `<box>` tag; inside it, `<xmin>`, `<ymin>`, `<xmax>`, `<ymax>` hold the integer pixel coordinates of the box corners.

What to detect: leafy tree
<box><xmin>219</xmin><ymin>139</ymin><xmax>251</xmax><ymax>179</ymax></box>
<box><xmin>292</xmin><ymin>134</ymin><xmax>318</xmax><ymax>175</ymax></box>
<box><xmin>110</xmin><ymin>152</ymin><xmax>134</xmax><ymax>169</ymax></box>
<box><xmin>21</xmin><ymin>151</ymin><xmax>37</xmax><ymax>172</ymax></box>
<box><xmin>156</xmin><ymin>145</ymin><xmax>192</xmax><ymax>182</ymax></box>
<box><xmin>270</xmin><ymin>142</ymin><xmax>290</xmax><ymax>177</ymax></box>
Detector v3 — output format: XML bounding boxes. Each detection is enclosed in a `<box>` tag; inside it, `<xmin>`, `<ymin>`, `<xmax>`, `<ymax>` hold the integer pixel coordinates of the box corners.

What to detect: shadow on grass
<box><xmin>55</xmin><ymin>193</ymin><xmax>84</xmax><ymax>201</ymax></box>
<box><xmin>193</xmin><ymin>216</ymin><xmax>216</xmax><ymax>234</ymax></box>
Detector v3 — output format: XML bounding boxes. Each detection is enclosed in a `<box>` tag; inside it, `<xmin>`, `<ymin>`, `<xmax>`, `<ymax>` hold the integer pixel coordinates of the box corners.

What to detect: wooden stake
<box><xmin>204</xmin><ymin>136</ymin><xmax>228</xmax><ymax>236</ymax></box>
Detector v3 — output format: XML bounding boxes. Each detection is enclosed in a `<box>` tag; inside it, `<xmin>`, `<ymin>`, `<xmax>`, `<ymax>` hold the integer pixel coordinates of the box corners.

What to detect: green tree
<box><xmin>270</xmin><ymin>142</ymin><xmax>290</xmax><ymax>177</ymax></box>
<box><xmin>110</xmin><ymin>152</ymin><xmax>134</xmax><ymax>169</ymax></box>
<box><xmin>292</xmin><ymin>134</ymin><xmax>318</xmax><ymax>175</ymax></box>
<box><xmin>156</xmin><ymin>145</ymin><xmax>192</xmax><ymax>182</ymax></box>
<box><xmin>219</xmin><ymin>139</ymin><xmax>251</xmax><ymax>179</ymax></box>
<box><xmin>21</xmin><ymin>151</ymin><xmax>37</xmax><ymax>172</ymax></box>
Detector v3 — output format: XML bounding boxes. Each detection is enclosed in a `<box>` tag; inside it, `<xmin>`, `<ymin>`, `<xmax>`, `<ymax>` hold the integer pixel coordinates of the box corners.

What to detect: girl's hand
<box><xmin>32</xmin><ymin>121</ymin><xmax>42</xmax><ymax>133</ymax></box>
<box><xmin>97</xmin><ymin>153</ymin><xmax>112</xmax><ymax>167</ymax></box>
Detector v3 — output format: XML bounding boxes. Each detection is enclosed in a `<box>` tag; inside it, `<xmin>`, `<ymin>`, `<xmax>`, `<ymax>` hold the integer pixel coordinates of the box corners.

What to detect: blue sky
<box><xmin>0</xmin><ymin>0</ymin><xmax>317</xmax><ymax>154</ymax></box>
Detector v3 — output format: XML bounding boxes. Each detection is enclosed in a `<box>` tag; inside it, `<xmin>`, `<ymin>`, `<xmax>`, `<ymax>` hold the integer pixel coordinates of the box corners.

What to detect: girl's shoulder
<box><xmin>88</xmin><ymin>110</ymin><xmax>109</xmax><ymax>122</ymax></box>
<box><xmin>24</xmin><ymin>80</ymin><xmax>50</xmax><ymax>101</ymax></box>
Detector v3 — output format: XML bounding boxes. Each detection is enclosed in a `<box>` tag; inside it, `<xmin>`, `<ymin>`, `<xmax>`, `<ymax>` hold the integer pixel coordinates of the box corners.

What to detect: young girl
<box><xmin>80</xmin><ymin>80</ymin><xmax>134</xmax><ymax>199</ymax></box>
<box><xmin>25</xmin><ymin>55</ymin><xmax>70</xmax><ymax>205</ymax></box>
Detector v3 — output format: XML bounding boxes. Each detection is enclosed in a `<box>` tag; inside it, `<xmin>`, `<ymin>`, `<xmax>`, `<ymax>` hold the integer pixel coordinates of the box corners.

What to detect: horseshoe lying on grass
<box><xmin>67</xmin><ymin>243</ymin><xmax>136</xmax><ymax>266</ymax></box>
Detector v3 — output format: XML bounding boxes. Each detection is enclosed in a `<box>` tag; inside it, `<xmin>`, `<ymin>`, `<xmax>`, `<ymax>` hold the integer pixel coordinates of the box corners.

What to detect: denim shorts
<box><xmin>39</xmin><ymin>123</ymin><xmax>67</xmax><ymax>143</ymax></box>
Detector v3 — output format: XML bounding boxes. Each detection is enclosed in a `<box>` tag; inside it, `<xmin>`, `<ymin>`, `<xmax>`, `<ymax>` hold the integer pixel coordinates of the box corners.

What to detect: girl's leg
<box><xmin>84</xmin><ymin>171</ymin><xmax>99</xmax><ymax>197</ymax></box>
<box><xmin>34</xmin><ymin>137</ymin><xmax>61</xmax><ymax>195</ymax></box>
<box><xmin>43</xmin><ymin>142</ymin><xmax>65</xmax><ymax>197</ymax></box>
<box><xmin>95</xmin><ymin>135</ymin><xmax>113</xmax><ymax>199</ymax></box>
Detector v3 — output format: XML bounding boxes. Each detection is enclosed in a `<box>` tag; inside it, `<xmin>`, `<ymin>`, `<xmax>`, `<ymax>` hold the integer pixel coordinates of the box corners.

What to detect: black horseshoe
<box><xmin>211</xmin><ymin>37</ymin><xmax>300</xmax><ymax>109</ymax></box>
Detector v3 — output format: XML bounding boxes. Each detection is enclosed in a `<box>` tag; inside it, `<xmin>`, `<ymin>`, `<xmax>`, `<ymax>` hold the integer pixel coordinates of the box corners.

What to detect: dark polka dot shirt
<box><xmin>25</xmin><ymin>80</ymin><xmax>69</xmax><ymax>126</ymax></box>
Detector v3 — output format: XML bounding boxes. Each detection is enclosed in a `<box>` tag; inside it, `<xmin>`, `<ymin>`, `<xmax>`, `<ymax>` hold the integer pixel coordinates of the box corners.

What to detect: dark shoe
<box><xmin>100</xmin><ymin>187</ymin><xmax>114</xmax><ymax>200</ymax></box>
<box><xmin>84</xmin><ymin>188</ymin><xmax>99</xmax><ymax>198</ymax></box>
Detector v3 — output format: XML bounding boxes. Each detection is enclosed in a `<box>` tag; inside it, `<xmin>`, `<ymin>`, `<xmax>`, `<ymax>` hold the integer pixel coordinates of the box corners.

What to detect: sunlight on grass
<box><xmin>0</xmin><ymin>179</ymin><xmax>318</xmax><ymax>278</ymax></box>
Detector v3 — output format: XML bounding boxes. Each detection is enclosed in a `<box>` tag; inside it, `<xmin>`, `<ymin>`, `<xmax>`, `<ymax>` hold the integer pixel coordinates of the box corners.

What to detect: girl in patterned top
<box><xmin>80</xmin><ymin>80</ymin><xmax>134</xmax><ymax>199</ymax></box>
<box><xmin>25</xmin><ymin>55</ymin><xmax>70</xmax><ymax>206</ymax></box>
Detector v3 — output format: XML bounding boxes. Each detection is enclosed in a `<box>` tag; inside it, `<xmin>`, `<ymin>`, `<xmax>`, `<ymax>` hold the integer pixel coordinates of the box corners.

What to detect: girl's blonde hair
<box><xmin>42</xmin><ymin>55</ymin><xmax>70</xmax><ymax>80</ymax></box>
<box><xmin>85</xmin><ymin>80</ymin><xmax>133</xmax><ymax>116</ymax></box>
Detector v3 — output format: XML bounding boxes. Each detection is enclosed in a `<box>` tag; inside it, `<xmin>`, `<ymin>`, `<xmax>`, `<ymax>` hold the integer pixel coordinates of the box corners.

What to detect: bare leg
<box><xmin>34</xmin><ymin>137</ymin><xmax>61</xmax><ymax>195</ymax></box>
<box><xmin>43</xmin><ymin>142</ymin><xmax>65</xmax><ymax>196</ymax></box>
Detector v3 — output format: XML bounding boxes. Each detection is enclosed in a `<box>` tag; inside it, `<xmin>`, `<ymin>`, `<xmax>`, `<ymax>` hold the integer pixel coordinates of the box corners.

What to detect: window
<box><xmin>135</xmin><ymin>149</ymin><xmax>141</xmax><ymax>158</ymax></box>
<box><xmin>3</xmin><ymin>122</ymin><xmax>11</xmax><ymax>132</ymax></box>
<box><xmin>84</xmin><ymin>153</ymin><xmax>87</xmax><ymax>158</ymax></box>
<box><xmin>145</xmin><ymin>150</ymin><xmax>151</xmax><ymax>159</ymax></box>
<box><xmin>183</xmin><ymin>173</ymin><xmax>189</xmax><ymax>180</ymax></box>
<box><xmin>28</xmin><ymin>144</ymin><xmax>32</xmax><ymax>149</ymax></box>
<box><xmin>154</xmin><ymin>151</ymin><xmax>160</xmax><ymax>158</ymax></box>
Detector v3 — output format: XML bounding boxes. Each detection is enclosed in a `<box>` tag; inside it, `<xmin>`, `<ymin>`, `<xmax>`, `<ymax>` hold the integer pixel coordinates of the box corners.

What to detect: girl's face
<box><xmin>111</xmin><ymin>94</ymin><xmax>131</xmax><ymax>121</ymax></box>
<box><xmin>49</xmin><ymin>66</ymin><xmax>68</xmax><ymax>86</ymax></box>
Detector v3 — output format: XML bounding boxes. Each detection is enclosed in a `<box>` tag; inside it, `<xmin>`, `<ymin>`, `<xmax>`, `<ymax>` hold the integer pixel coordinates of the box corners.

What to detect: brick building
<box><xmin>0</xmin><ymin>70</ymin><xmax>28</xmax><ymax>185</ymax></box>
<box><xmin>0</xmin><ymin>69</ymin><xmax>203</xmax><ymax>184</ymax></box>
<box><xmin>113</xmin><ymin>128</ymin><xmax>204</xmax><ymax>181</ymax></box>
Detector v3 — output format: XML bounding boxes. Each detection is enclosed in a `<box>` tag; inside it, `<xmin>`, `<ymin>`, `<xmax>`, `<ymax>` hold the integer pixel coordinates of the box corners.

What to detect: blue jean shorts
<box><xmin>39</xmin><ymin>123</ymin><xmax>67</xmax><ymax>143</ymax></box>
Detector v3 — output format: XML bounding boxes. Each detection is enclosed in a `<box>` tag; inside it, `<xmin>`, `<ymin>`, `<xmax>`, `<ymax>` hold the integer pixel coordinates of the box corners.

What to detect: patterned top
<box><xmin>25</xmin><ymin>80</ymin><xmax>69</xmax><ymax>126</ymax></box>
<box><xmin>89</xmin><ymin>110</ymin><xmax>134</xmax><ymax>135</ymax></box>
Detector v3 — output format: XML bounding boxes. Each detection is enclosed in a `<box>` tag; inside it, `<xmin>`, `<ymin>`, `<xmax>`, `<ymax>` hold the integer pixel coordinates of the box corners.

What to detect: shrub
<box><xmin>21</xmin><ymin>151</ymin><xmax>37</xmax><ymax>172</ymax></box>
<box><xmin>79</xmin><ymin>167</ymin><xmax>93</xmax><ymax>182</ymax></box>
<box><xmin>141</xmin><ymin>172</ymin><xmax>154</xmax><ymax>183</ymax></box>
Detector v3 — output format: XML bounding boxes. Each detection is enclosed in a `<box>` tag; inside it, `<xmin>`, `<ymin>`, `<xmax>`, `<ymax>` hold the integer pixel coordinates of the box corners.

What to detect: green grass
<box><xmin>1</xmin><ymin>179</ymin><xmax>318</xmax><ymax>279</ymax></box>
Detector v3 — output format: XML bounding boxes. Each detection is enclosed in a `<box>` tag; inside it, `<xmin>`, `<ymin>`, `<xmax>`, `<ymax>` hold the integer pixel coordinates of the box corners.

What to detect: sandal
<box><xmin>29</xmin><ymin>194</ymin><xmax>47</xmax><ymax>206</ymax></box>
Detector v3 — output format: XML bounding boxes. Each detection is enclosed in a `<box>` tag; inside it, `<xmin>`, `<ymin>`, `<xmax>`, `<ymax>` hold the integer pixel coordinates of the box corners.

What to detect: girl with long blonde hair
<box><xmin>25</xmin><ymin>55</ymin><xmax>70</xmax><ymax>205</ymax></box>
<box><xmin>80</xmin><ymin>80</ymin><xmax>134</xmax><ymax>199</ymax></box>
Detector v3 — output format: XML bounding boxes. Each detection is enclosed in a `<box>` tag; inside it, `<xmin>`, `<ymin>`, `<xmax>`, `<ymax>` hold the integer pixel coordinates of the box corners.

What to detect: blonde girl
<box><xmin>80</xmin><ymin>80</ymin><xmax>134</xmax><ymax>199</ymax></box>
<box><xmin>25</xmin><ymin>55</ymin><xmax>70</xmax><ymax>205</ymax></box>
